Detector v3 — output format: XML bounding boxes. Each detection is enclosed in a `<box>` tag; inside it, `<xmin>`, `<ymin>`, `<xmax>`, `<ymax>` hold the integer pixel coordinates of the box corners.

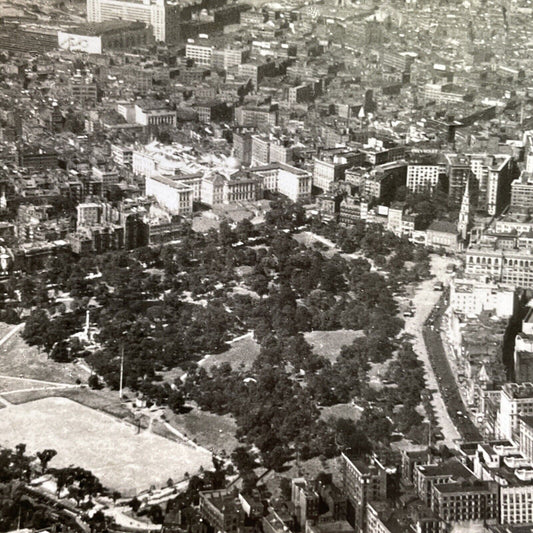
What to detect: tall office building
<box><xmin>406</xmin><ymin>164</ymin><xmax>442</xmax><ymax>194</ymax></box>
<box><xmin>340</xmin><ymin>453</ymin><xmax>387</xmax><ymax>533</ymax></box>
<box><xmin>445</xmin><ymin>154</ymin><xmax>476</xmax><ymax>207</ymax></box>
<box><xmin>87</xmin><ymin>0</ymin><xmax>183</xmax><ymax>43</ymax></box>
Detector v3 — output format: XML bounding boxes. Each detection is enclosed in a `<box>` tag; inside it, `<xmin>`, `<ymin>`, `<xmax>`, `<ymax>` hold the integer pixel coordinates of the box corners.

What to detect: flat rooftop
<box><xmin>417</xmin><ymin>459</ymin><xmax>473</xmax><ymax>480</ymax></box>
<box><xmin>66</xmin><ymin>21</ymin><xmax>148</xmax><ymax>36</ymax></box>
<box><xmin>434</xmin><ymin>481</ymin><xmax>495</xmax><ymax>494</ymax></box>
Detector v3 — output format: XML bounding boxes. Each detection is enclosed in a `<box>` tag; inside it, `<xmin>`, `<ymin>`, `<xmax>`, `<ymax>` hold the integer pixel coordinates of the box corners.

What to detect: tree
<box><xmin>36</xmin><ymin>449</ymin><xmax>57</xmax><ymax>473</ymax></box>
<box><xmin>235</xmin><ymin>218</ymin><xmax>254</xmax><ymax>242</ymax></box>
<box><xmin>262</xmin><ymin>445</ymin><xmax>291</xmax><ymax>472</ymax></box>
<box><xmin>334</xmin><ymin>418</ymin><xmax>372</xmax><ymax>457</ymax></box>
<box><xmin>280</xmin><ymin>477</ymin><xmax>292</xmax><ymax>500</ymax></box>
<box><xmin>129</xmin><ymin>497</ymin><xmax>141</xmax><ymax>513</ymax></box>
<box><xmin>88</xmin><ymin>374</ymin><xmax>102</xmax><ymax>390</ymax></box>
<box><xmin>218</xmin><ymin>220</ymin><xmax>236</xmax><ymax>247</ymax></box>
<box><xmin>148</xmin><ymin>505</ymin><xmax>164</xmax><ymax>524</ymax></box>
<box><xmin>168</xmin><ymin>390</ymin><xmax>185</xmax><ymax>413</ymax></box>
<box><xmin>18</xmin><ymin>276</ymin><xmax>36</xmax><ymax>307</ymax></box>
<box><xmin>22</xmin><ymin>309</ymin><xmax>51</xmax><ymax>350</ymax></box>
<box><xmin>231</xmin><ymin>447</ymin><xmax>257</xmax><ymax>474</ymax></box>
<box><xmin>358</xmin><ymin>410</ymin><xmax>393</xmax><ymax>445</ymax></box>
<box><xmin>50</xmin><ymin>340</ymin><xmax>70</xmax><ymax>363</ymax></box>
<box><xmin>249</xmin><ymin>273</ymin><xmax>269</xmax><ymax>297</ymax></box>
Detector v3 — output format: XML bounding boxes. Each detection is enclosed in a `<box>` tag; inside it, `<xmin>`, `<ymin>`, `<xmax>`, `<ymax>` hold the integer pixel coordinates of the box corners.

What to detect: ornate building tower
<box><xmin>458</xmin><ymin>178</ymin><xmax>472</xmax><ymax>242</ymax></box>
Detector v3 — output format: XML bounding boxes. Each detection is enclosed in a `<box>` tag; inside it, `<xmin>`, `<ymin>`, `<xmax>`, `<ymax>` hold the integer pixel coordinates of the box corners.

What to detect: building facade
<box><xmin>87</xmin><ymin>0</ymin><xmax>183</xmax><ymax>43</ymax></box>
<box><xmin>449</xmin><ymin>278</ymin><xmax>515</xmax><ymax>318</ymax></box>
<box><xmin>340</xmin><ymin>454</ymin><xmax>387</xmax><ymax>533</ymax></box>
<box><xmin>465</xmin><ymin>247</ymin><xmax>533</xmax><ymax>289</ymax></box>
<box><xmin>145</xmin><ymin>174</ymin><xmax>193</xmax><ymax>215</ymax></box>
<box><xmin>499</xmin><ymin>383</ymin><xmax>533</xmax><ymax>441</ymax></box>
<box><xmin>406</xmin><ymin>164</ymin><xmax>441</xmax><ymax>194</ymax></box>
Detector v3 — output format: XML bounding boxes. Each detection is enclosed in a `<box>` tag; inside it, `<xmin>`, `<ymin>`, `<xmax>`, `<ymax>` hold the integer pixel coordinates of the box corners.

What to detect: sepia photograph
<box><xmin>0</xmin><ymin>0</ymin><xmax>532</xmax><ymax>531</ymax></box>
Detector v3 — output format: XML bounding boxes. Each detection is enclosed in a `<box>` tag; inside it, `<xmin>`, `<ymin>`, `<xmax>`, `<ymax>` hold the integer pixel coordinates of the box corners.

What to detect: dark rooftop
<box><xmin>67</xmin><ymin>21</ymin><xmax>148</xmax><ymax>36</ymax></box>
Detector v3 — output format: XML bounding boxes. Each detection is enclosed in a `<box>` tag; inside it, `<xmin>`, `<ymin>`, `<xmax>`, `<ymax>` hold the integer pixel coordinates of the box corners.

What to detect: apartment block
<box><xmin>199</xmin><ymin>488</ymin><xmax>245</xmax><ymax>533</ymax></box>
<box><xmin>406</xmin><ymin>164</ymin><xmax>442</xmax><ymax>194</ymax></box>
<box><xmin>432</xmin><ymin>481</ymin><xmax>499</xmax><ymax>525</ymax></box>
<box><xmin>340</xmin><ymin>453</ymin><xmax>387</xmax><ymax>533</ymax></box>
<box><xmin>499</xmin><ymin>383</ymin><xmax>533</xmax><ymax>441</ymax></box>
<box><xmin>465</xmin><ymin>247</ymin><xmax>533</xmax><ymax>289</ymax></box>
<box><xmin>511</xmin><ymin>172</ymin><xmax>533</xmax><ymax>211</ymax></box>
<box><xmin>449</xmin><ymin>277</ymin><xmax>515</xmax><ymax>318</ymax></box>
<box><xmin>185</xmin><ymin>41</ymin><xmax>213</xmax><ymax>66</ymax></box>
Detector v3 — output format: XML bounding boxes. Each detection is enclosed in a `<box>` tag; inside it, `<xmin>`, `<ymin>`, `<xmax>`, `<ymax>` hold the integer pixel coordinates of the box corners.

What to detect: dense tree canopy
<box><xmin>14</xmin><ymin>204</ymin><xmax>431</xmax><ymax>470</ymax></box>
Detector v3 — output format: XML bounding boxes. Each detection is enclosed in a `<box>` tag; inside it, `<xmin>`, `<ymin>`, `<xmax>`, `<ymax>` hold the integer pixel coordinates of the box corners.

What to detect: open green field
<box><xmin>319</xmin><ymin>403</ymin><xmax>364</xmax><ymax>423</ymax></box>
<box><xmin>191</xmin><ymin>215</ymin><xmax>220</xmax><ymax>233</ymax></box>
<box><xmin>0</xmin><ymin>397</ymin><xmax>213</xmax><ymax>495</ymax></box>
<box><xmin>0</xmin><ymin>376</ymin><xmax>70</xmax><ymax>394</ymax></box>
<box><xmin>198</xmin><ymin>328</ymin><xmax>363</xmax><ymax>374</ymax></box>
<box><xmin>4</xmin><ymin>386</ymin><xmax>138</xmax><ymax>421</ymax></box>
<box><xmin>200</xmin><ymin>333</ymin><xmax>260</xmax><ymax>371</ymax></box>
<box><xmin>0</xmin><ymin>322</ymin><xmax>13</xmax><ymax>340</ymax></box>
<box><xmin>304</xmin><ymin>329</ymin><xmax>364</xmax><ymax>362</ymax></box>
<box><xmin>167</xmin><ymin>408</ymin><xmax>240</xmax><ymax>455</ymax></box>
<box><xmin>0</xmin><ymin>327</ymin><xmax>90</xmax><ymax>384</ymax></box>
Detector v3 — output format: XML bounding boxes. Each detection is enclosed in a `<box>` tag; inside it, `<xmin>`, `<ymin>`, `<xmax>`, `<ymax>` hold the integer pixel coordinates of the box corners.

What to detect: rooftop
<box><xmin>503</xmin><ymin>383</ymin><xmax>533</xmax><ymax>399</ymax></box>
<box><xmin>434</xmin><ymin>481</ymin><xmax>496</xmax><ymax>494</ymax></box>
<box><xmin>417</xmin><ymin>459</ymin><xmax>473</xmax><ymax>480</ymax></box>
<box><xmin>147</xmin><ymin>174</ymin><xmax>193</xmax><ymax>191</ymax></box>
<box><xmin>427</xmin><ymin>220</ymin><xmax>458</xmax><ymax>235</ymax></box>
<box><xmin>307</xmin><ymin>520</ymin><xmax>354</xmax><ymax>533</ymax></box>
<box><xmin>66</xmin><ymin>21</ymin><xmax>148</xmax><ymax>36</ymax></box>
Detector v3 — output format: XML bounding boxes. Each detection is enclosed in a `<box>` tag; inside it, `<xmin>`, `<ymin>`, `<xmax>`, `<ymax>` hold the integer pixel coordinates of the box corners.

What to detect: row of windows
<box><xmin>147</xmin><ymin>116</ymin><xmax>175</xmax><ymax>125</ymax></box>
<box><xmin>502</xmin><ymin>494</ymin><xmax>533</xmax><ymax>501</ymax></box>
<box><xmin>467</xmin><ymin>255</ymin><xmax>533</xmax><ymax>267</ymax></box>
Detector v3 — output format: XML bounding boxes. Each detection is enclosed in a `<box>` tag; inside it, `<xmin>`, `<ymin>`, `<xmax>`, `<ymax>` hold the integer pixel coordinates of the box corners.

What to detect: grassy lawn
<box><xmin>230</xmin><ymin>286</ymin><xmax>260</xmax><ymax>299</ymax></box>
<box><xmin>166</xmin><ymin>408</ymin><xmax>240</xmax><ymax>456</ymax></box>
<box><xmin>0</xmin><ymin>377</ymin><xmax>66</xmax><ymax>394</ymax></box>
<box><xmin>319</xmin><ymin>403</ymin><xmax>364</xmax><ymax>423</ymax></box>
<box><xmin>304</xmin><ymin>330</ymin><xmax>364</xmax><ymax>362</ymax></box>
<box><xmin>158</xmin><ymin>366</ymin><xmax>186</xmax><ymax>385</ymax></box>
<box><xmin>0</xmin><ymin>397</ymin><xmax>212</xmax><ymax>495</ymax></box>
<box><xmin>200</xmin><ymin>334</ymin><xmax>260</xmax><ymax>372</ymax></box>
<box><xmin>192</xmin><ymin>215</ymin><xmax>220</xmax><ymax>233</ymax></box>
<box><xmin>0</xmin><ymin>322</ymin><xmax>13</xmax><ymax>340</ymax></box>
<box><xmin>292</xmin><ymin>232</ymin><xmax>337</xmax><ymax>258</ymax></box>
<box><xmin>5</xmin><ymin>386</ymin><xmax>134</xmax><ymax>419</ymax></box>
<box><xmin>0</xmin><ymin>329</ymin><xmax>90</xmax><ymax>384</ymax></box>
<box><xmin>3</xmin><ymin>388</ymin><xmax>71</xmax><ymax>405</ymax></box>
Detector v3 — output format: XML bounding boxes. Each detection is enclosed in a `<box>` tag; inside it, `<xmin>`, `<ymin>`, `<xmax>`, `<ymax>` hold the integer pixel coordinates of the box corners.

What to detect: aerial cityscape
<box><xmin>2</xmin><ymin>0</ymin><xmax>533</xmax><ymax>531</ymax></box>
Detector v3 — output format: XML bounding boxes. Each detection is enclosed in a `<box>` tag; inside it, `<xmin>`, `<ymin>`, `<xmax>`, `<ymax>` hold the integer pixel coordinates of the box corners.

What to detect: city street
<box><xmin>401</xmin><ymin>255</ymin><xmax>461</xmax><ymax>447</ymax></box>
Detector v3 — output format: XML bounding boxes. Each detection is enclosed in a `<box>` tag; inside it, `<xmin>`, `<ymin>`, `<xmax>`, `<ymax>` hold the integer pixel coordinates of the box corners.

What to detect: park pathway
<box><xmin>0</xmin><ymin>322</ymin><xmax>25</xmax><ymax>348</ymax></box>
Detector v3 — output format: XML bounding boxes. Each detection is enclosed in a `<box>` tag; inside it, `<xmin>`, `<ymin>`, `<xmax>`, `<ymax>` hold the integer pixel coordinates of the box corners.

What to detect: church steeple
<box><xmin>458</xmin><ymin>178</ymin><xmax>471</xmax><ymax>241</ymax></box>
